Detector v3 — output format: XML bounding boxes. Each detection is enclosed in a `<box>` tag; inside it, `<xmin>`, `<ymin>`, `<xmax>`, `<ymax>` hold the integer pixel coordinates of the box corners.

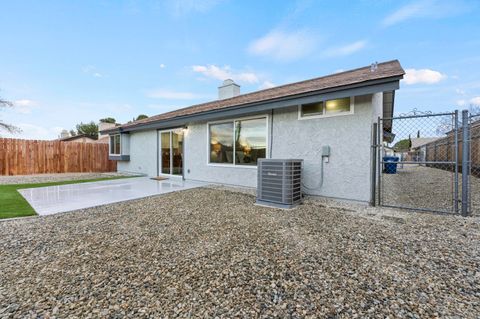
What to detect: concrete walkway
<box><xmin>19</xmin><ymin>177</ymin><xmax>207</xmax><ymax>216</ymax></box>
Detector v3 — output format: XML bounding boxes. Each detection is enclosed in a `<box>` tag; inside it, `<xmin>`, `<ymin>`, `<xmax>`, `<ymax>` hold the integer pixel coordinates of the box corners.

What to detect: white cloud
<box><xmin>455</xmin><ymin>88</ymin><xmax>466</xmax><ymax>95</ymax></box>
<box><xmin>382</xmin><ymin>0</ymin><xmax>470</xmax><ymax>27</ymax></box>
<box><xmin>248</xmin><ymin>29</ymin><xmax>317</xmax><ymax>62</ymax></box>
<box><xmin>14</xmin><ymin>99</ymin><xmax>38</xmax><ymax>114</ymax></box>
<box><xmin>166</xmin><ymin>0</ymin><xmax>222</xmax><ymax>17</ymax></box>
<box><xmin>470</xmin><ymin>97</ymin><xmax>480</xmax><ymax>105</ymax></box>
<box><xmin>403</xmin><ymin>68</ymin><xmax>447</xmax><ymax>85</ymax></box>
<box><xmin>192</xmin><ymin>65</ymin><xmax>259</xmax><ymax>84</ymax></box>
<box><xmin>2</xmin><ymin>123</ymin><xmax>64</xmax><ymax>140</ymax></box>
<box><xmin>324</xmin><ymin>40</ymin><xmax>367</xmax><ymax>57</ymax></box>
<box><xmin>259</xmin><ymin>81</ymin><xmax>276</xmax><ymax>90</ymax></box>
<box><xmin>160</xmin><ymin>64</ymin><xmax>166</xmax><ymax>69</ymax></box>
<box><xmin>82</xmin><ymin>65</ymin><xmax>103</xmax><ymax>78</ymax></box>
<box><xmin>146</xmin><ymin>89</ymin><xmax>211</xmax><ymax>100</ymax></box>
<box><xmin>146</xmin><ymin>104</ymin><xmax>186</xmax><ymax>113</ymax></box>
<box><xmin>457</xmin><ymin>99</ymin><xmax>466</xmax><ymax>106</ymax></box>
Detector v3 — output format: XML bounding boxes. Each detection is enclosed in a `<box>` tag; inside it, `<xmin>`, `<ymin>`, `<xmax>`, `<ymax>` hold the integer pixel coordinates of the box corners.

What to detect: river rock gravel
<box><xmin>0</xmin><ymin>172</ymin><xmax>133</xmax><ymax>185</ymax></box>
<box><xmin>1</xmin><ymin>187</ymin><xmax>479</xmax><ymax>318</ymax></box>
<box><xmin>382</xmin><ymin>165</ymin><xmax>480</xmax><ymax>215</ymax></box>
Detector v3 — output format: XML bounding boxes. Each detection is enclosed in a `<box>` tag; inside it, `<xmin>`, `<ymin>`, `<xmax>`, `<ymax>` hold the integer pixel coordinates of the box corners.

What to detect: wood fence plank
<box><xmin>0</xmin><ymin>138</ymin><xmax>116</xmax><ymax>175</ymax></box>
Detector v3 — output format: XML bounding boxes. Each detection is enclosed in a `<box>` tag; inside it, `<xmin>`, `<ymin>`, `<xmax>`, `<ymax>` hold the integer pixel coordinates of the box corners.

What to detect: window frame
<box><xmin>207</xmin><ymin>115</ymin><xmax>269</xmax><ymax>168</ymax></box>
<box><xmin>109</xmin><ymin>134</ymin><xmax>121</xmax><ymax>155</ymax></box>
<box><xmin>298</xmin><ymin>96</ymin><xmax>355</xmax><ymax>120</ymax></box>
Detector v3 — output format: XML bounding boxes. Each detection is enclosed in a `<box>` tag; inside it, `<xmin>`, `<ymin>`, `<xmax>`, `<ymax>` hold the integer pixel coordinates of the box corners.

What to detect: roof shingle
<box><xmin>118</xmin><ymin>60</ymin><xmax>404</xmax><ymax>130</ymax></box>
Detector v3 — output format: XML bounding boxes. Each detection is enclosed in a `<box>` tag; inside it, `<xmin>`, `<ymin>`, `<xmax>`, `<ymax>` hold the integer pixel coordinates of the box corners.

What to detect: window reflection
<box><xmin>209</xmin><ymin>118</ymin><xmax>267</xmax><ymax>166</ymax></box>
<box><xmin>235</xmin><ymin>118</ymin><xmax>266</xmax><ymax>165</ymax></box>
<box><xmin>210</xmin><ymin>122</ymin><xmax>234</xmax><ymax>163</ymax></box>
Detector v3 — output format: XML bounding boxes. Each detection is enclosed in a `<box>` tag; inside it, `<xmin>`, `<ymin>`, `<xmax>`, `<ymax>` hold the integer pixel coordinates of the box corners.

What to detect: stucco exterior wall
<box><xmin>117</xmin><ymin>130</ymin><xmax>157</xmax><ymax>176</ymax></box>
<box><xmin>270</xmin><ymin>94</ymin><xmax>376</xmax><ymax>202</ymax></box>
<box><xmin>183</xmin><ymin>123</ymin><xmax>259</xmax><ymax>187</ymax></box>
<box><xmin>119</xmin><ymin>92</ymin><xmax>383</xmax><ymax>203</ymax></box>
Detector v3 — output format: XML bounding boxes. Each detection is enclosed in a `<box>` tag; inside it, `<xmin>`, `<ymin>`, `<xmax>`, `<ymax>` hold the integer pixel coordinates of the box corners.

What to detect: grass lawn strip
<box><xmin>0</xmin><ymin>176</ymin><xmax>132</xmax><ymax>219</ymax></box>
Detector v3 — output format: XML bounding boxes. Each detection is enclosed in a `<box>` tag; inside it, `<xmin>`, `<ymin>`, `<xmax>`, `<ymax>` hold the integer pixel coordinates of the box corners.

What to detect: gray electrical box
<box><xmin>256</xmin><ymin>159</ymin><xmax>303</xmax><ymax>209</ymax></box>
<box><xmin>322</xmin><ymin>145</ymin><xmax>330</xmax><ymax>157</ymax></box>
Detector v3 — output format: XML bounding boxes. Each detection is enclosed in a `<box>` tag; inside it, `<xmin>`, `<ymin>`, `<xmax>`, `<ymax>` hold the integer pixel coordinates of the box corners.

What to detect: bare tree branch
<box><xmin>0</xmin><ymin>94</ymin><xmax>21</xmax><ymax>135</ymax></box>
<box><xmin>0</xmin><ymin>98</ymin><xmax>13</xmax><ymax>107</ymax></box>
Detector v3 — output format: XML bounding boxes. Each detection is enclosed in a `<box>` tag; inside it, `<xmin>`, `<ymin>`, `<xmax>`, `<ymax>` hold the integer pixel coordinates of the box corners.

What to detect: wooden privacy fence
<box><xmin>422</xmin><ymin>122</ymin><xmax>480</xmax><ymax>176</ymax></box>
<box><xmin>0</xmin><ymin>138</ymin><xmax>117</xmax><ymax>175</ymax></box>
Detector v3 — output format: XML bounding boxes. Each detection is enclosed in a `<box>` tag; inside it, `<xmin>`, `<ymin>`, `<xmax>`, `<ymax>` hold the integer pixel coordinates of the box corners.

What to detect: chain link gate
<box><xmin>469</xmin><ymin>111</ymin><xmax>480</xmax><ymax>216</ymax></box>
<box><xmin>374</xmin><ymin>111</ymin><xmax>461</xmax><ymax>214</ymax></box>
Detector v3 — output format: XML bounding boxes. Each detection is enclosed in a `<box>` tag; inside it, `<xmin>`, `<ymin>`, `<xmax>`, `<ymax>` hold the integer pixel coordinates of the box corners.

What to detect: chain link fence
<box><xmin>469</xmin><ymin>112</ymin><xmax>480</xmax><ymax>215</ymax></box>
<box><xmin>377</xmin><ymin>111</ymin><xmax>460</xmax><ymax>213</ymax></box>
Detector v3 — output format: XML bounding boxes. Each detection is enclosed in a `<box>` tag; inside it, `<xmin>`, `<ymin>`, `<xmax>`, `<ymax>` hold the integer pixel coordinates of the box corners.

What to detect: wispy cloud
<box><xmin>146</xmin><ymin>89</ymin><xmax>211</xmax><ymax>100</ymax></box>
<box><xmin>192</xmin><ymin>65</ymin><xmax>259</xmax><ymax>84</ymax></box>
<box><xmin>470</xmin><ymin>97</ymin><xmax>480</xmax><ymax>105</ymax></box>
<box><xmin>248</xmin><ymin>29</ymin><xmax>317</xmax><ymax>62</ymax></box>
<box><xmin>382</xmin><ymin>0</ymin><xmax>470</xmax><ymax>27</ymax></box>
<box><xmin>2</xmin><ymin>123</ymin><xmax>64</xmax><ymax>140</ymax></box>
<box><xmin>14</xmin><ymin>99</ymin><xmax>38</xmax><ymax>114</ymax></box>
<box><xmin>165</xmin><ymin>0</ymin><xmax>223</xmax><ymax>17</ymax></box>
<box><xmin>403</xmin><ymin>68</ymin><xmax>447</xmax><ymax>85</ymax></box>
<box><xmin>82</xmin><ymin>65</ymin><xmax>104</xmax><ymax>78</ymax></box>
<box><xmin>324</xmin><ymin>40</ymin><xmax>367</xmax><ymax>57</ymax></box>
<box><xmin>259</xmin><ymin>81</ymin><xmax>276</xmax><ymax>90</ymax></box>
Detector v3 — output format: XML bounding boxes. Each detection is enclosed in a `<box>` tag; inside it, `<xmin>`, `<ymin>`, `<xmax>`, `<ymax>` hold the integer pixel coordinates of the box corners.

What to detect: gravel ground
<box><xmin>382</xmin><ymin>165</ymin><xmax>480</xmax><ymax>215</ymax></box>
<box><xmin>0</xmin><ymin>172</ymin><xmax>136</xmax><ymax>185</ymax></box>
<box><xmin>1</xmin><ymin>187</ymin><xmax>479</xmax><ymax>318</ymax></box>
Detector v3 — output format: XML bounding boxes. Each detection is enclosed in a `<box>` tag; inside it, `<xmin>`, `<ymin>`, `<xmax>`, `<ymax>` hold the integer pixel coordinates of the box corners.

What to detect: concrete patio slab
<box><xmin>18</xmin><ymin>177</ymin><xmax>207</xmax><ymax>216</ymax></box>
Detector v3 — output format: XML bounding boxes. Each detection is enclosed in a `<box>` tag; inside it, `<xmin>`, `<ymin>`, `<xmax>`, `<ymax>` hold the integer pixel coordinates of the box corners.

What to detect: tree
<box><xmin>469</xmin><ymin>104</ymin><xmax>480</xmax><ymax>116</ymax></box>
<box><xmin>135</xmin><ymin>114</ymin><xmax>148</xmax><ymax>121</ymax></box>
<box><xmin>69</xmin><ymin>129</ymin><xmax>77</xmax><ymax>137</ymax></box>
<box><xmin>394</xmin><ymin>135</ymin><xmax>412</xmax><ymax>151</ymax></box>
<box><xmin>75</xmin><ymin>121</ymin><xmax>98</xmax><ymax>139</ymax></box>
<box><xmin>0</xmin><ymin>95</ymin><xmax>21</xmax><ymax>134</ymax></box>
<box><xmin>99</xmin><ymin>117</ymin><xmax>116</xmax><ymax>124</ymax></box>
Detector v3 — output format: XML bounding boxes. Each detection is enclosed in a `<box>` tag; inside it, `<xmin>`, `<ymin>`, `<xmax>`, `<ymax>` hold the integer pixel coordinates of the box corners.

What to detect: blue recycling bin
<box><xmin>383</xmin><ymin>156</ymin><xmax>399</xmax><ymax>174</ymax></box>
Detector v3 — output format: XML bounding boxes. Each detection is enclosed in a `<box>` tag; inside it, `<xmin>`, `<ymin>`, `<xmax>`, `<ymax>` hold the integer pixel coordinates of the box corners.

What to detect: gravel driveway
<box><xmin>382</xmin><ymin>165</ymin><xmax>480</xmax><ymax>215</ymax></box>
<box><xmin>1</xmin><ymin>188</ymin><xmax>479</xmax><ymax>318</ymax></box>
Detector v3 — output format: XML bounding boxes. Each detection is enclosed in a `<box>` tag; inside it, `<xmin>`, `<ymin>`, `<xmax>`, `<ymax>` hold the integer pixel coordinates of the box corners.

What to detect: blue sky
<box><xmin>1</xmin><ymin>0</ymin><xmax>479</xmax><ymax>139</ymax></box>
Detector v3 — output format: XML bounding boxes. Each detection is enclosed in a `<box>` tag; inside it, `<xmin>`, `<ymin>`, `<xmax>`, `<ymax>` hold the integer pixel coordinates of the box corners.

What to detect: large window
<box><xmin>299</xmin><ymin>97</ymin><xmax>353</xmax><ymax>119</ymax></box>
<box><xmin>209</xmin><ymin>117</ymin><xmax>267</xmax><ymax>166</ymax></box>
<box><xmin>109</xmin><ymin>134</ymin><xmax>121</xmax><ymax>155</ymax></box>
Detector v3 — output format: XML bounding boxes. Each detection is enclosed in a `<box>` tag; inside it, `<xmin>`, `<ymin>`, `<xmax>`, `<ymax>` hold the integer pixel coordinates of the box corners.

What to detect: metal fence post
<box><xmin>461</xmin><ymin>110</ymin><xmax>470</xmax><ymax>216</ymax></box>
<box><xmin>377</xmin><ymin>117</ymin><xmax>382</xmax><ymax>206</ymax></box>
<box><xmin>454</xmin><ymin>110</ymin><xmax>459</xmax><ymax>213</ymax></box>
<box><xmin>371</xmin><ymin>123</ymin><xmax>377</xmax><ymax>206</ymax></box>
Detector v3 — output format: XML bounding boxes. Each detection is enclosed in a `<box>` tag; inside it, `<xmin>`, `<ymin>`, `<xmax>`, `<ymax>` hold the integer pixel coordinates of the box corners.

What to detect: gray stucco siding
<box><xmin>183</xmin><ymin>122</ymin><xmax>259</xmax><ymax>187</ymax></box>
<box><xmin>116</xmin><ymin>93</ymin><xmax>382</xmax><ymax>203</ymax></box>
<box><xmin>271</xmin><ymin>94</ymin><xmax>375</xmax><ymax>202</ymax></box>
<box><xmin>117</xmin><ymin>130</ymin><xmax>158</xmax><ymax>177</ymax></box>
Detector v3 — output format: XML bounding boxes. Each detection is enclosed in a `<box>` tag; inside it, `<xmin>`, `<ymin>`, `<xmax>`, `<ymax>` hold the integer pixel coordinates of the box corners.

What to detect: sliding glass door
<box><xmin>159</xmin><ymin>129</ymin><xmax>183</xmax><ymax>176</ymax></box>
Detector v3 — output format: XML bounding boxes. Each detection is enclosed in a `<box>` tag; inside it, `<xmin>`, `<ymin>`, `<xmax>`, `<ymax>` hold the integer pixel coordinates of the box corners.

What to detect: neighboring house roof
<box><xmin>104</xmin><ymin>59</ymin><xmax>404</xmax><ymax>134</ymax></box>
<box><xmin>410</xmin><ymin>137</ymin><xmax>441</xmax><ymax>149</ymax></box>
<box><xmin>58</xmin><ymin>134</ymin><xmax>97</xmax><ymax>142</ymax></box>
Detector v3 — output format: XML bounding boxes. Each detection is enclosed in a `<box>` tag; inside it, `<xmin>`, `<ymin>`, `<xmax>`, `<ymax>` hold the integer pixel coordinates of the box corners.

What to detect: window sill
<box><xmin>298</xmin><ymin>111</ymin><xmax>354</xmax><ymax>120</ymax></box>
<box><xmin>109</xmin><ymin>154</ymin><xmax>130</xmax><ymax>161</ymax></box>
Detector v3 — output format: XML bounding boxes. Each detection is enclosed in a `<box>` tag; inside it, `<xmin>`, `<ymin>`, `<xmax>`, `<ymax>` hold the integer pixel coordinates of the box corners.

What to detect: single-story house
<box><xmin>103</xmin><ymin>60</ymin><xmax>405</xmax><ymax>203</ymax></box>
